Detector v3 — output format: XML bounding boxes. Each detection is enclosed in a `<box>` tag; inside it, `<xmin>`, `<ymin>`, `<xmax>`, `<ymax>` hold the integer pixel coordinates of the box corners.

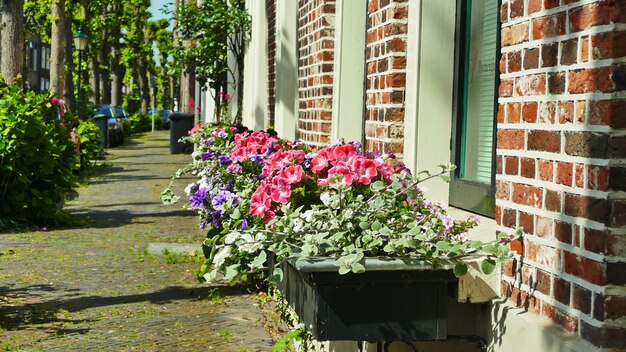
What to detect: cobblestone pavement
<box><xmin>0</xmin><ymin>131</ymin><xmax>275</xmax><ymax>351</ymax></box>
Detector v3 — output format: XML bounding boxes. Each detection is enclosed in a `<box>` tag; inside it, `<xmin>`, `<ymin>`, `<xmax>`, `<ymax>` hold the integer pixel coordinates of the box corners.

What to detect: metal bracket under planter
<box><xmin>277</xmin><ymin>257</ymin><xmax>458</xmax><ymax>342</ymax></box>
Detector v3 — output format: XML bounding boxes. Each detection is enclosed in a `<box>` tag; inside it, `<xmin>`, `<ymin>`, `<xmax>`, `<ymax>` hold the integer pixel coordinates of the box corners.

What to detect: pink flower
<box><xmin>327</xmin><ymin>164</ymin><xmax>357</xmax><ymax>186</ymax></box>
<box><xmin>279</xmin><ymin>165</ymin><xmax>304</xmax><ymax>184</ymax></box>
<box><xmin>311</xmin><ymin>149</ymin><xmax>330</xmax><ymax>174</ymax></box>
<box><xmin>189</xmin><ymin>123</ymin><xmax>203</xmax><ymax>135</ymax></box>
<box><xmin>331</xmin><ymin>144</ymin><xmax>357</xmax><ymax>162</ymax></box>
<box><xmin>270</xmin><ymin>177</ymin><xmax>291</xmax><ymax>204</ymax></box>
<box><xmin>212</xmin><ymin>128</ymin><xmax>226</xmax><ymax>136</ymax></box>
<box><xmin>250</xmin><ymin>182</ymin><xmax>272</xmax><ymax>217</ymax></box>
<box><xmin>349</xmin><ymin>156</ymin><xmax>378</xmax><ymax>185</ymax></box>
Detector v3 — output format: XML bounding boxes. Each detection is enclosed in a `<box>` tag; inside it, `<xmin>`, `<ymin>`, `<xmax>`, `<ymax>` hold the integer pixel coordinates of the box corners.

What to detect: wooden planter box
<box><xmin>277</xmin><ymin>257</ymin><xmax>458</xmax><ymax>342</ymax></box>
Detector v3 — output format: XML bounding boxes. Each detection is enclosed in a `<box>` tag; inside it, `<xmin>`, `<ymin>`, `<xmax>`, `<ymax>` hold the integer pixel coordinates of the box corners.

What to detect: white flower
<box><xmin>238</xmin><ymin>233</ymin><xmax>262</xmax><ymax>253</ymax></box>
<box><xmin>301</xmin><ymin>210</ymin><xmax>315</xmax><ymax>222</ymax></box>
<box><xmin>213</xmin><ymin>247</ymin><xmax>230</xmax><ymax>268</ymax></box>
<box><xmin>184</xmin><ymin>183</ymin><xmax>194</xmax><ymax>196</ymax></box>
<box><xmin>225</xmin><ymin>232</ymin><xmax>240</xmax><ymax>245</ymax></box>
<box><xmin>320</xmin><ymin>192</ymin><xmax>331</xmax><ymax>207</ymax></box>
<box><xmin>292</xmin><ymin>219</ymin><xmax>304</xmax><ymax>233</ymax></box>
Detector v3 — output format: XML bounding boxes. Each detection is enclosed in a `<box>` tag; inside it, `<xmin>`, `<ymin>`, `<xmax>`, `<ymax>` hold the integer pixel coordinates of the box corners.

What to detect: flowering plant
<box><xmin>163</xmin><ymin>125</ymin><xmax>518</xmax><ymax>284</ymax></box>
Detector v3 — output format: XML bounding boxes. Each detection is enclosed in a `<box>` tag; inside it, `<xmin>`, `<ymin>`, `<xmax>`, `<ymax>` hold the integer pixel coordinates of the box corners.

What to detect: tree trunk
<box><xmin>0</xmin><ymin>0</ymin><xmax>25</xmax><ymax>86</ymax></box>
<box><xmin>235</xmin><ymin>52</ymin><xmax>244</xmax><ymax>125</ymax></box>
<box><xmin>180</xmin><ymin>71</ymin><xmax>195</xmax><ymax>113</ymax></box>
<box><xmin>99</xmin><ymin>25</ymin><xmax>110</xmax><ymax>104</ymax></box>
<box><xmin>139</xmin><ymin>57</ymin><xmax>150</xmax><ymax>114</ymax></box>
<box><xmin>90</xmin><ymin>55</ymin><xmax>100</xmax><ymax>104</ymax></box>
<box><xmin>63</xmin><ymin>9</ymin><xmax>75</xmax><ymax>113</ymax></box>
<box><xmin>49</xmin><ymin>0</ymin><xmax>66</xmax><ymax>98</ymax></box>
<box><xmin>110</xmin><ymin>6</ymin><xmax>123</xmax><ymax>106</ymax></box>
<box><xmin>169</xmin><ymin>75</ymin><xmax>175</xmax><ymax>110</ymax></box>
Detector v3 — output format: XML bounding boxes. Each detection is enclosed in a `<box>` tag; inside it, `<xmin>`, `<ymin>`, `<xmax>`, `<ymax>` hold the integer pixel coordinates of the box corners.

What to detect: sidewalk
<box><xmin>0</xmin><ymin>131</ymin><xmax>275</xmax><ymax>351</ymax></box>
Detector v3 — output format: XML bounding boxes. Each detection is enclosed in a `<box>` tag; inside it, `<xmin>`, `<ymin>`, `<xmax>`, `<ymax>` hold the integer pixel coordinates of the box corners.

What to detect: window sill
<box><xmin>447</xmin><ymin>206</ymin><xmax>496</xmax><ymax>242</ymax></box>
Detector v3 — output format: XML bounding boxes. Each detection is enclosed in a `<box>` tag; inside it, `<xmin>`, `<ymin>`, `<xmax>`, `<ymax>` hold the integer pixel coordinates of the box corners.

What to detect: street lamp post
<box><xmin>73</xmin><ymin>25</ymin><xmax>88</xmax><ymax>119</ymax></box>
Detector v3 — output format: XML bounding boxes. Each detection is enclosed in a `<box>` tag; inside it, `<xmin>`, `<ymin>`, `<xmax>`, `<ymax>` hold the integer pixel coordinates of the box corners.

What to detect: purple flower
<box><xmin>241</xmin><ymin>219</ymin><xmax>248</xmax><ymax>231</ymax></box>
<box><xmin>211</xmin><ymin>190</ymin><xmax>242</xmax><ymax>211</ymax></box>
<box><xmin>363</xmin><ymin>151</ymin><xmax>382</xmax><ymax>159</ymax></box>
<box><xmin>264</xmin><ymin>142</ymin><xmax>277</xmax><ymax>157</ymax></box>
<box><xmin>250</xmin><ymin>154</ymin><xmax>264</xmax><ymax>165</ymax></box>
<box><xmin>349</xmin><ymin>141</ymin><xmax>362</xmax><ymax>152</ymax></box>
<box><xmin>303</xmin><ymin>153</ymin><xmax>314</xmax><ymax>169</ymax></box>
<box><xmin>211</xmin><ymin>211</ymin><xmax>222</xmax><ymax>228</ymax></box>
<box><xmin>227</xmin><ymin>163</ymin><xmax>243</xmax><ymax>174</ymax></box>
<box><xmin>189</xmin><ymin>188</ymin><xmax>209</xmax><ymax>210</ymax></box>
<box><xmin>201</xmin><ymin>151</ymin><xmax>213</xmax><ymax>161</ymax></box>
<box><xmin>219</xmin><ymin>155</ymin><xmax>232</xmax><ymax>166</ymax></box>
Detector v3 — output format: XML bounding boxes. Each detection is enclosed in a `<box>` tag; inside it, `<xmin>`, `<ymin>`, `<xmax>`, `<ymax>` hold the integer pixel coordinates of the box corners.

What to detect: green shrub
<box><xmin>0</xmin><ymin>85</ymin><xmax>78</xmax><ymax>224</ymax></box>
<box><xmin>129</xmin><ymin>113</ymin><xmax>159</xmax><ymax>135</ymax></box>
<box><xmin>77</xmin><ymin>119</ymin><xmax>103</xmax><ymax>167</ymax></box>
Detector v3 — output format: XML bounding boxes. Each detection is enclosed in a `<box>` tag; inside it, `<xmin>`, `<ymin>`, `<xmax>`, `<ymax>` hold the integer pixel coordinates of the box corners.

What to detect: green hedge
<box><xmin>128</xmin><ymin>113</ymin><xmax>162</xmax><ymax>135</ymax></box>
<box><xmin>0</xmin><ymin>85</ymin><xmax>78</xmax><ymax>224</ymax></box>
<box><xmin>77</xmin><ymin>119</ymin><xmax>104</xmax><ymax>167</ymax></box>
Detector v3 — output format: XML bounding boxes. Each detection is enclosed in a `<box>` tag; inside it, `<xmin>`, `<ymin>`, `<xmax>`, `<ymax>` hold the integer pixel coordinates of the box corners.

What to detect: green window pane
<box><xmin>458</xmin><ymin>0</ymin><xmax>498</xmax><ymax>185</ymax></box>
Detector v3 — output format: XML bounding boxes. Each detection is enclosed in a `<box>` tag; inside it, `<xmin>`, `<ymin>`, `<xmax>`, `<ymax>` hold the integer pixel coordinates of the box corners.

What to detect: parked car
<box><xmin>114</xmin><ymin>106</ymin><xmax>130</xmax><ymax>121</ymax></box>
<box><xmin>148</xmin><ymin>108</ymin><xmax>173</xmax><ymax>129</ymax></box>
<box><xmin>92</xmin><ymin>105</ymin><xmax>125</xmax><ymax>147</ymax></box>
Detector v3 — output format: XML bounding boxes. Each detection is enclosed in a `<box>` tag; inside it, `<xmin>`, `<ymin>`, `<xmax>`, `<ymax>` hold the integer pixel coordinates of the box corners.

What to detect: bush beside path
<box><xmin>0</xmin><ymin>131</ymin><xmax>274</xmax><ymax>351</ymax></box>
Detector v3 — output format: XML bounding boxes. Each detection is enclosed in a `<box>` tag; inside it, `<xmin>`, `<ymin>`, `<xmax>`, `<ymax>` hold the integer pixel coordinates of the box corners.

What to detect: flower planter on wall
<box><xmin>277</xmin><ymin>257</ymin><xmax>458</xmax><ymax>342</ymax></box>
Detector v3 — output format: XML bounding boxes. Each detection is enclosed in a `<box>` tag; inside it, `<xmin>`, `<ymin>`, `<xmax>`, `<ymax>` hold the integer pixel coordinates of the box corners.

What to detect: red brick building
<box><xmin>239</xmin><ymin>0</ymin><xmax>626</xmax><ymax>350</ymax></box>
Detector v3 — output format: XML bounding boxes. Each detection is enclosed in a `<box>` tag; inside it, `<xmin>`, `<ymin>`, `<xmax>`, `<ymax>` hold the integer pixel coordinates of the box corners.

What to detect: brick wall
<box><xmin>497</xmin><ymin>0</ymin><xmax>626</xmax><ymax>348</ymax></box>
<box><xmin>296</xmin><ymin>0</ymin><xmax>336</xmax><ymax>146</ymax></box>
<box><xmin>266</xmin><ymin>0</ymin><xmax>277</xmax><ymax>128</ymax></box>
<box><xmin>364</xmin><ymin>0</ymin><xmax>408</xmax><ymax>155</ymax></box>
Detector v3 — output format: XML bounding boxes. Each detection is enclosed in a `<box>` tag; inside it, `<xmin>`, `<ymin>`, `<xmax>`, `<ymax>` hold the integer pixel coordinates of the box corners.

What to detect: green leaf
<box><xmin>469</xmin><ymin>240</ymin><xmax>483</xmax><ymax>249</ymax></box>
<box><xmin>224</xmin><ymin>264</ymin><xmax>240</xmax><ymax>281</ymax></box>
<box><xmin>231</xmin><ymin>208</ymin><xmax>241</xmax><ymax>219</ymax></box>
<box><xmin>351</xmin><ymin>262</ymin><xmax>365</xmax><ymax>273</ymax></box>
<box><xmin>268</xmin><ymin>268</ymin><xmax>284</xmax><ymax>284</ymax></box>
<box><xmin>371</xmin><ymin>221</ymin><xmax>382</xmax><ymax>232</ymax></box>
<box><xmin>453</xmin><ymin>262</ymin><xmax>468</xmax><ymax>277</ymax></box>
<box><xmin>480</xmin><ymin>259</ymin><xmax>497</xmax><ymax>275</ymax></box>
<box><xmin>436</xmin><ymin>241</ymin><xmax>450</xmax><ymax>252</ymax></box>
<box><xmin>482</xmin><ymin>244</ymin><xmax>498</xmax><ymax>254</ymax></box>
<box><xmin>250</xmin><ymin>250</ymin><xmax>267</xmax><ymax>269</ymax></box>
<box><xmin>370</xmin><ymin>180</ymin><xmax>385</xmax><ymax>191</ymax></box>
<box><xmin>338</xmin><ymin>266</ymin><xmax>351</xmax><ymax>275</ymax></box>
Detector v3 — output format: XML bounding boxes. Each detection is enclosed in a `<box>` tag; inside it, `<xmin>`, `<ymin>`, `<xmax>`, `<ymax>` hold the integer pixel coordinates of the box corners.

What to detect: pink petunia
<box><xmin>331</xmin><ymin>144</ymin><xmax>357</xmax><ymax>162</ymax></box>
<box><xmin>327</xmin><ymin>163</ymin><xmax>357</xmax><ymax>186</ymax></box>
<box><xmin>349</xmin><ymin>156</ymin><xmax>378</xmax><ymax>185</ymax></box>
<box><xmin>189</xmin><ymin>123</ymin><xmax>203</xmax><ymax>135</ymax></box>
<box><xmin>279</xmin><ymin>165</ymin><xmax>304</xmax><ymax>184</ymax></box>
<box><xmin>310</xmin><ymin>149</ymin><xmax>330</xmax><ymax>174</ymax></box>
<box><xmin>270</xmin><ymin>177</ymin><xmax>291</xmax><ymax>204</ymax></box>
<box><xmin>250</xmin><ymin>182</ymin><xmax>272</xmax><ymax>217</ymax></box>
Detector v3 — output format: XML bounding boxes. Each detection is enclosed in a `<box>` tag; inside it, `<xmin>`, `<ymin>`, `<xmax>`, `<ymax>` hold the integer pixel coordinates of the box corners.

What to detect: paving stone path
<box><xmin>0</xmin><ymin>131</ymin><xmax>275</xmax><ymax>351</ymax></box>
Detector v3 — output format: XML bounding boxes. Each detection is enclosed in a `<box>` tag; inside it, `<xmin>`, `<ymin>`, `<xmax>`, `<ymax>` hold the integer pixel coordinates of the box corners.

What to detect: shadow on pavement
<box><xmin>0</xmin><ymin>285</ymin><xmax>245</xmax><ymax>331</ymax></box>
<box><xmin>61</xmin><ymin>209</ymin><xmax>195</xmax><ymax>230</ymax></box>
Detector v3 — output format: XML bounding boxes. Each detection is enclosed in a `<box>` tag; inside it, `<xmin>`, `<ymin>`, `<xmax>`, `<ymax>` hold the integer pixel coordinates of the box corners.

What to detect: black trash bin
<box><xmin>92</xmin><ymin>114</ymin><xmax>109</xmax><ymax>148</ymax></box>
<box><xmin>169</xmin><ymin>112</ymin><xmax>195</xmax><ymax>154</ymax></box>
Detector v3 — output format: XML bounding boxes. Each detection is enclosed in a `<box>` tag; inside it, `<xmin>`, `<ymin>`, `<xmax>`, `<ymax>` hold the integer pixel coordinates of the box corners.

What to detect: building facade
<box><xmin>230</xmin><ymin>0</ymin><xmax>626</xmax><ymax>350</ymax></box>
<box><xmin>25</xmin><ymin>35</ymin><xmax>51</xmax><ymax>93</ymax></box>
